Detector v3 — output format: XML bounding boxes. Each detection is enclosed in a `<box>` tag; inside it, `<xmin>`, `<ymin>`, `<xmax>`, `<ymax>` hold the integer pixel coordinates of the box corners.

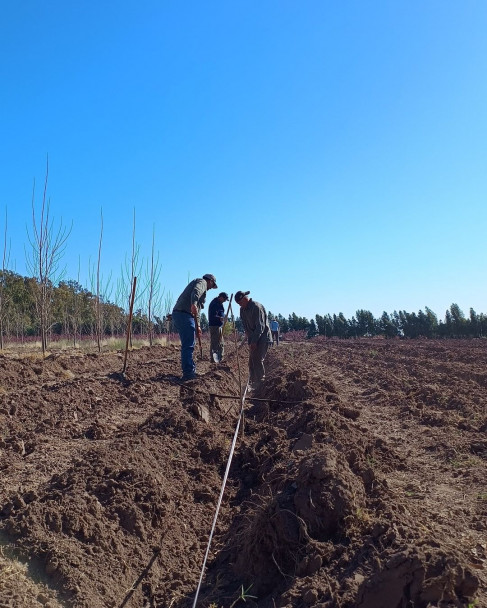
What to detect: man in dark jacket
<box><xmin>208</xmin><ymin>292</ymin><xmax>229</xmax><ymax>362</ymax></box>
<box><xmin>235</xmin><ymin>290</ymin><xmax>272</xmax><ymax>391</ymax></box>
<box><xmin>172</xmin><ymin>274</ymin><xmax>217</xmax><ymax>380</ymax></box>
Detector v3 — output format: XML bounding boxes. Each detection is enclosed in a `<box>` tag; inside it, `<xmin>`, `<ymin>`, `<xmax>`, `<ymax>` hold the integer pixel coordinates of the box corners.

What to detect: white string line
<box><xmin>191</xmin><ymin>383</ymin><xmax>249</xmax><ymax>608</ymax></box>
<box><xmin>192</xmin><ymin>301</ymin><xmax>248</xmax><ymax>607</ymax></box>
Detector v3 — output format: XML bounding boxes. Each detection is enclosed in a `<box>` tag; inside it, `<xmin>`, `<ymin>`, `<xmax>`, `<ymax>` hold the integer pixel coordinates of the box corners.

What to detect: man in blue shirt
<box><xmin>208</xmin><ymin>292</ymin><xmax>229</xmax><ymax>362</ymax></box>
<box><xmin>270</xmin><ymin>318</ymin><xmax>280</xmax><ymax>346</ymax></box>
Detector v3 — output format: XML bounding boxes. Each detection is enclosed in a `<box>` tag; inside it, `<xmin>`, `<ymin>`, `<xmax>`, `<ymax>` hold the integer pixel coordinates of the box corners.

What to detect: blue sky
<box><xmin>1</xmin><ymin>1</ymin><xmax>486</xmax><ymax>321</ymax></box>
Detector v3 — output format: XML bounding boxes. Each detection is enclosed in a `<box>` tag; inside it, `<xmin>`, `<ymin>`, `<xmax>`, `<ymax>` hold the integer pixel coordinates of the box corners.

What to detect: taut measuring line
<box><xmin>191</xmin><ymin>299</ymin><xmax>248</xmax><ymax>607</ymax></box>
<box><xmin>191</xmin><ymin>384</ymin><xmax>250</xmax><ymax>608</ymax></box>
<box><xmin>209</xmin><ymin>392</ymin><xmax>306</xmax><ymax>405</ymax></box>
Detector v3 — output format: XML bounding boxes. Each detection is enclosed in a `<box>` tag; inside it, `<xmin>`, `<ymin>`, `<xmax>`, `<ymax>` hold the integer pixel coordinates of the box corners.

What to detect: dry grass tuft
<box><xmin>0</xmin><ymin>546</ymin><xmax>25</xmax><ymax>590</ymax></box>
<box><xmin>60</xmin><ymin>369</ymin><xmax>75</xmax><ymax>380</ymax></box>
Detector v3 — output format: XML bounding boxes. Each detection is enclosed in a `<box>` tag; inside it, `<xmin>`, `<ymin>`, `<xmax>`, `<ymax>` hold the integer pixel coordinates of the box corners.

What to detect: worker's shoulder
<box><xmin>249</xmin><ymin>299</ymin><xmax>266</xmax><ymax>313</ymax></box>
<box><xmin>191</xmin><ymin>277</ymin><xmax>207</xmax><ymax>290</ymax></box>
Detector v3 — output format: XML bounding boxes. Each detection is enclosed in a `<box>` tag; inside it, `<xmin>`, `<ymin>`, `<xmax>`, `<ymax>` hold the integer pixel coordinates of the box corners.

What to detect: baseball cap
<box><xmin>235</xmin><ymin>290</ymin><xmax>250</xmax><ymax>303</ymax></box>
<box><xmin>218</xmin><ymin>292</ymin><xmax>229</xmax><ymax>301</ymax></box>
<box><xmin>203</xmin><ymin>273</ymin><xmax>218</xmax><ymax>288</ymax></box>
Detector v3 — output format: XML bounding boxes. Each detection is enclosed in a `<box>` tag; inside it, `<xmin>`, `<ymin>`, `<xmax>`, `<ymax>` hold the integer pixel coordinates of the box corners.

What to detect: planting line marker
<box><xmin>181</xmin><ymin>385</ymin><xmax>307</xmax><ymax>406</ymax></box>
<box><xmin>191</xmin><ymin>383</ymin><xmax>250</xmax><ymax>608</ymax></box>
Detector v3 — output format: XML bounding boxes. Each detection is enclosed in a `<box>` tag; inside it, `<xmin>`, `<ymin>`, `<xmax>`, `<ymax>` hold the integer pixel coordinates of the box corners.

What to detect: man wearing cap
<box><xmin>235</xmin><ymin>290</ymin><xmax>272</xmax><ymax>391</ymax></box>
<box><xmin>172</xmin><ymin>274</ymin><xmax>218</xmax><ymax>381</ymax></box>
<box><xmin>208</xmin><ymin>292</ymin><xmax>229</xmax><ymax>363</ymax></box>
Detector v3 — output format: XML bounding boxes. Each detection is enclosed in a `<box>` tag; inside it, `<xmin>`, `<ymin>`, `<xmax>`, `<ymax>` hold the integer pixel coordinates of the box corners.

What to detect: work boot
<box><xmin>252</xmin><ymin>380</ymin><xmax>264</xmax><ymax>394</ymax></box>
<box><xmin>181</xmin><ymin>372</ymin><xmax>199</xmax><ymax>381</ymax></box>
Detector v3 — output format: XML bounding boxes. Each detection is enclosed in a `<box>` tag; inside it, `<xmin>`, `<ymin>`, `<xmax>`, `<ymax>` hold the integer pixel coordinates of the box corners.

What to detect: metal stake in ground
<box><xmin>121</xmin><ymin>276</ymin><xmax>137</xmax><ymax>376</ymax></box>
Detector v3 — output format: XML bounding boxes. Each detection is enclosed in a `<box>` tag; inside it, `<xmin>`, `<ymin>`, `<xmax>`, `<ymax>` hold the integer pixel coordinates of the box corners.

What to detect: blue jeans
<box><xmin>172</xmin><ymin>310</ymin><xmax>195</xmax><ymax>377</ymax></box>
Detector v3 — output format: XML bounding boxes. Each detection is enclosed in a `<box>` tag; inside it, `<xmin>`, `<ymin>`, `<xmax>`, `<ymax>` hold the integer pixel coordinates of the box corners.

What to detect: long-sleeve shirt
<box><xmin>208</xmin><ymin>297</ymin><xmax>225</xmax><ymax>327</ymax></box>
<box><xmin>240</xmin><ymin>299</ymin><xmax>271</xmax><ymax>344</ymax></box>
<box><xmin>173</xmin><ymin>278</ymin><xmax>207</xmax><ymax>319</ymax></box>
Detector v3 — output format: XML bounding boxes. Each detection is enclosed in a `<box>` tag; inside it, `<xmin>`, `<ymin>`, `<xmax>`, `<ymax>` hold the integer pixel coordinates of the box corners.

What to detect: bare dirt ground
<box><xmin>0</xmin><ymin>338</ymin><xmax>485</xmax><ymax>608</ymax></box>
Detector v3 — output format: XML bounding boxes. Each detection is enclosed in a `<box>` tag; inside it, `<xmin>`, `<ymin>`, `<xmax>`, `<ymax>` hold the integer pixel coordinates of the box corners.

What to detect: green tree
<box><xmin>200</xmin><ymin>312</ymin><xmax>209</xmax><ymax>332</ymax></box>
<box><xmin>276</xmin><ymin>313</ymin><xmax>289</xmax><ymax>333</ymax></box>
<box><xmin>288</xmin><ymin>312</ymin><xmax>310</xmax><ymax>331</ymax></box>
<box><xmin>355</xmin><ymin>309</ymin><xmax>377</xmax><ymax>337</ymax></box>
<box><xmin>333</xmin><ymin>313</ymin><xmax>349</xmax><ymax>338</ymax></box>
<box><xmin>307</xmin><ymin>319</ymin><xmax>318</xmax><ymax>338</ymax></box>
<box><xmin>379</xmin><ymin>311</ymin><xmax>398</xmax><ymax>338</ymax></box>
<box><xmin>469</xmin><ymin>308</ymin><xmax>485</xmax><ymax>337</ymax></box>
<box><xmin>449</xmin><ymin>303</ymin><xmax>467</xmax><ymax>337</ymax></box>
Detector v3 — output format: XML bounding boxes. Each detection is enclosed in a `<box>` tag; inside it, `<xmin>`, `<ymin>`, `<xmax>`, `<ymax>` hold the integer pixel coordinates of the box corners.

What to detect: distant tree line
<box><xmin>0</xmin><ymin>270</ymin><xmax>170</xmax><ymax>345</ymax></box>
<box><xmin>257</xmin><ymin>304</ymin><xmax>487</xmax><ymax>339</ymax></box>
<box><xmin>0</xmin><ymin>268</ymin><xmax>484</xmax><ymax>345</ymax></box>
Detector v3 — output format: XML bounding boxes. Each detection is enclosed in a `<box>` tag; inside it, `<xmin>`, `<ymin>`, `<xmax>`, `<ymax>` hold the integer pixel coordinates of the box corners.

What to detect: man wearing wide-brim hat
<box><xmin>235</xmin><ymin>290</ymin><xmax>272</xmax><ymax>392</ymax></box>
<box><xmin>172</xmin><ymin>274</ymin><xmax>218</xmax><ymax>381</ymax></box>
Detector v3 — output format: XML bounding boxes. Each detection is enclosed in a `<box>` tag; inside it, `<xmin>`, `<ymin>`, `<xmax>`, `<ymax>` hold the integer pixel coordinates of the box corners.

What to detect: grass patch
<box><xmin>0</xmin><ymin>335</ymin><xmax>172</xmax><ymax>357</ymax></box>
<box><xmin>448</xmin><ymin>456</ymin><xmax>478</xmax><ymax>469</ymax></box>
<box><xmin>0</xmin><ymin>545</ymin><xmax>25</xmax><ymax>588</ymax></box>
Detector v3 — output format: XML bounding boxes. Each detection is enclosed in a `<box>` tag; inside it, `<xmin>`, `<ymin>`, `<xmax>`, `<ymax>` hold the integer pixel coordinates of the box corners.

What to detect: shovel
<box><xmin>193</xmin><ymin>311</ymin><xmax>203</xmax><ymax>359</ymax></box>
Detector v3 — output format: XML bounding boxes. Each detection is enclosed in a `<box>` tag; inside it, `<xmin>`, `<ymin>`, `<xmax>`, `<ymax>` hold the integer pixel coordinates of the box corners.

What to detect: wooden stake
<box><xmin>221</xmin><ymin>293</ymin><xmax>234</xmax><ymax>334</ymax></box>
<box><xmin>122</xmin><ymin>276</ymin><xmax>137</xmax><ymax>375</ymax></box>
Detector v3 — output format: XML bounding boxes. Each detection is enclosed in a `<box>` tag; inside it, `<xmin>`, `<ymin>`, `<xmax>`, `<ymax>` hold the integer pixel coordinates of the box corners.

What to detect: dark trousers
<box><xmin>248</xmin><ymin>338</ymin><xmax>270</xmax><ymax>387</ymax></box>
<box><xmin>209</xmin><ymin>326</ymin><xmax>224</xmax><ymax>361</ymax></box>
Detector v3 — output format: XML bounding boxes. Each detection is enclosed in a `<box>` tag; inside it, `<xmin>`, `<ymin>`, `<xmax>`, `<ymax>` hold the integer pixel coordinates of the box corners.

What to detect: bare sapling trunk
<box><xmin>122</xmin><ymin>208</ymin><xmax>144</xmax><ymax>347</ymax></box>
<box><xmin>122</xmin><ymin>276</ymin><xmax>137</xmax><ymax>376</ymax></box>
<box><xmin>157</xmin><ymin>291</ymin><xmax>174</xmax><ymax>341</ymax></box>
<box><xmin>147</xmin><ymin>228</ymin><xmax>155</xmax><ymax>346</ymax></box>
<box><xmin>72</xmin><ymin>257</ymin><xmax>81</xmax><ymax>348</ymax></box>
<box><xmin>96</xmin><ymin>209</ymin><xmax>103</xmax><ymax>352</ymax></box>
<box><xmin>129</xmin><ymin>209</ymin><xmax>136</xmax><ymax>347</ymax></box>
<box><xmin>27</xmin><ymin>157</ymin><xmax>71</xmax><ymax>355</ymax></box>
<box><xmin>0</xmin><ymin>208</ymin><xmax>10</xmax><ymax>350</ymax></box>
<box><xmin>89</xmin><ymin>210</ymin><xmax>112</xmax><ymax>352</ymax></box>
<box><xmin>146</xmin><ymin>225</ymin><xmax>164</xmax><ymax>347</ymax></box>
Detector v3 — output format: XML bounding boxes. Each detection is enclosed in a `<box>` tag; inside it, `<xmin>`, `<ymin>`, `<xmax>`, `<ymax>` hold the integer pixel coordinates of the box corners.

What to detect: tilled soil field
<box><xmin>0</xmin><ymin>338</ymin><xmax>486</xmax><ymax>608</ymax></box>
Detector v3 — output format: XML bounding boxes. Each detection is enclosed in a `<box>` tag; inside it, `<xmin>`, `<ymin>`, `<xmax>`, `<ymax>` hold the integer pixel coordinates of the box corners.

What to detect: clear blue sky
<box><xmin>1</xmin><ymin>1</ymin><xmax>486</xmax><ymax>321</ymax></box>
